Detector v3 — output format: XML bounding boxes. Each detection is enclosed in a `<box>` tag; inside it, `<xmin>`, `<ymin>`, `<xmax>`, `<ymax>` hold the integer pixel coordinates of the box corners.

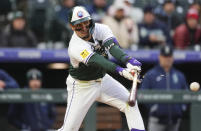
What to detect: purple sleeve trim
<box><xmin>103</xmin><ymin>37</ymin><xmax>114</xmax><ymax>44</ymax></box>
<box><xmin>115</xmin><ymin>66</ymin><xmax>123</xmax><ymax>73</ymax></box>
<box><xmin>85</xmin><ymin>52</ymin><xmax>95</xmax><ymax>64</ymax></box>
<box><xmin>113</xmin><ymin>37</ymin><xmax>120</xmax><ymax>46</ymax></box>
<box><xmin>103</xmin><ymin>37</ymin><xmax>120</xmax><ymax>47</ymax></box>
<box><xmin>131</xmin><ymin>128</ymin><xmax>146</xmax><ymax>131</ymax></box>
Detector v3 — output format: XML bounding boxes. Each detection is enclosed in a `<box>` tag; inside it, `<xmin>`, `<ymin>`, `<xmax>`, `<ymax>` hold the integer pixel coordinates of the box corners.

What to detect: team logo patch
<box><xmin>77</xmin><ymin>11</ymin><xmax>83</xmax><ymax>18</ymax></box>
<box><xmin>80</xmin><ymin>49</ymin><xmax>89</xmax><ymax>59</ymax></box>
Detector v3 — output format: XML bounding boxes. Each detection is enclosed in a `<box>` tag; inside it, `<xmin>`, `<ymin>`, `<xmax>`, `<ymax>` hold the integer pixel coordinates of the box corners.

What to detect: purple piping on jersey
<box><xmin>103</xmin><ymin>37</ymin><xmax>113</xmax><ymax>44</ymax></box>
<box><xmin>103</xmin><ymin>37</ymin><xmax>120</xmax><ymax>47</ymax></box>
<box><xmin>59</xmin><ymin>81</ymin><xmax>75</xmax><ymax>131</ymax></box>
<box><xmin>131</xmin><ymin>129</ymin><xmax>146</xmax><ymax>131</ymax></box>
<box><xmin>113</xmin><ymin>37</ymin><xmax>120</xmax><ymax>46</ymax></box>
<box><xmin>85</xmin><ymin>52</ymin><xmax>95</xmax><ymax>64</ymax></box>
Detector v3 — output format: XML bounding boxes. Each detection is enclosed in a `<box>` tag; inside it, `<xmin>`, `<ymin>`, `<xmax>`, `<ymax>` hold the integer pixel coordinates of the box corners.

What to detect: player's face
<box><xmin>71</xmin><ymin>20</ymin><xmax>91</xmax><ymax>39</ymax></box>
<box><xmin>159</xmin><ymin>55</ymin><xmax>174</xmax><ymax>71</ymax></box>
<box><xmin>29</xmin><ymin>79</ymin><xmax>41</xmax><ymax>90</ymax></box>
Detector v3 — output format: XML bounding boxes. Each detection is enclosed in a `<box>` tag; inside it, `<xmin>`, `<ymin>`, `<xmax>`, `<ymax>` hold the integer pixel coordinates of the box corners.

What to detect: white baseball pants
<box><xmin>58</xmin><ymin>74</ymin><xmax>145</xmax><ymax>131</ymax></box>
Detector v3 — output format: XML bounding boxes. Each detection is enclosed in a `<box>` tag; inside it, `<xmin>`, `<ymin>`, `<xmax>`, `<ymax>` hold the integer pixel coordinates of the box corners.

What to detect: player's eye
<box><xmin>75</xmin><ymin>28</ymin><xmax>82</xmax><ymax>31</ymax></box>
<box><xmin>75</xmin><ymin>24</ymin><xmax>81</xmax><ymax>27</ymax></box>
<box><xmin>83</xmin><ymin>21</ymin><xmax>90</xmax><ymax>25</ymax></box>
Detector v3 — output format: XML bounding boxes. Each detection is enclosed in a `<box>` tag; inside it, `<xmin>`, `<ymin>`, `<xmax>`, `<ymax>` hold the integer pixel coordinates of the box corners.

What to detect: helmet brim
<box><xmin>71</xmin><ymin>16</ymin><xmax>91</xmax><ymax>25</ymax></box>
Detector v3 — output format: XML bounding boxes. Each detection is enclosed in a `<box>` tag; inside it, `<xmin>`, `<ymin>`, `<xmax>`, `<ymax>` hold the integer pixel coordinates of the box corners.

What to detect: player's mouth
<box><xmin>80</xmin><ymin>28</ymin><xmax>90</xmax><ymax>35</ymax></box>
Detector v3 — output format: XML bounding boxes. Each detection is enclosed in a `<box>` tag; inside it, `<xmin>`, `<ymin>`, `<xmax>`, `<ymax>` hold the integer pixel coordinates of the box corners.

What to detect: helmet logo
<box><xmin>77</xmin><ymin>11</ymin><xmax>83</xmax><ymax>18</ymax></box>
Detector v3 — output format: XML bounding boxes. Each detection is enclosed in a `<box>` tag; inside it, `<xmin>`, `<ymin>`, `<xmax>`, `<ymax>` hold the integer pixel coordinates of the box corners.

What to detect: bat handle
<box><xmin>128</xmin><ymin>89</ymin><xmax>137</xmax><ymax>107</ymax></box>
<box><xmin>128</xmin><ymin>71</ymin><xmax>138</xmax><ymax>107</ymax></box>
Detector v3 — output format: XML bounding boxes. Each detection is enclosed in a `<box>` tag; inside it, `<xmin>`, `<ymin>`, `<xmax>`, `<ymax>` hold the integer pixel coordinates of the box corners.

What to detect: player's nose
<box><xmin>82</xmin><ymin>25</ymin><xmax>88</xmax><ymax>32</ymax></box>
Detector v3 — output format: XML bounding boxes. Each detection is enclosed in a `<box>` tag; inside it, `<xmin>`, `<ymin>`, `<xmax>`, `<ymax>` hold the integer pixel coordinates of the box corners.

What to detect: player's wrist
<box><xmin>115</xmin><ymin>66</ymin><xmax>124</xmax><ymax>74</ymax></box>
<box><xmin>126</xmin><ymin>57</ymin><xmax>141</xmax><ymax>67</ymax></box>
<box><xmin>125</xmin><ymin>56</ymin><xmax>141</xmax><ymax>72</ymax></box>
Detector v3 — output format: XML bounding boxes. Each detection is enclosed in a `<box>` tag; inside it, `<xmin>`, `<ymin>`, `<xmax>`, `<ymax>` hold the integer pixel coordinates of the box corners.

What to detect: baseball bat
<box><xmin>128</xmin><ymin>71</ymin><xmax>139</xmax><ymax>107</ymax></box>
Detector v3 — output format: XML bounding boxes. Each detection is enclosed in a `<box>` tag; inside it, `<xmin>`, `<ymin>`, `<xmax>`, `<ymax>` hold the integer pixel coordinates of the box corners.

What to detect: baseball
<box><xmin>190</xmin><ymin>82</ymin><xmax>200</xmax><ymax>92</ymax></box>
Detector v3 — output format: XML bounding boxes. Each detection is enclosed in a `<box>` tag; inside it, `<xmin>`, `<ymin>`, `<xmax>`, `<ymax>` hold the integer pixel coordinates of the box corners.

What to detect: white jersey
<box><xmin>68</xmin><ymin>23</ymin><xmax>115</xmax><ymax>68</ymax></box>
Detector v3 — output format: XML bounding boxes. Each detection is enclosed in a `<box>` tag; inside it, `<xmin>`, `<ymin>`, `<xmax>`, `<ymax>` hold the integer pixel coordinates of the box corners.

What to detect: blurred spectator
<box><xmin>2</xmin><ymin>11</ymin><xmax>37</xmax><ymax>47</ymax></box>
<box><xmin>123</xmin><ymin>0</ymin><xmax>144</xmax><ymax>24</ymax></box>
<box><xmin>189</xmin><ymin>2</ymin><xmax>201</xmax><ymax>22</ymax></box>
<box><xmin>0</xmin><ymin>29</ymin><xmax>7</xmax><ymax>46</ymax></box>
<box><xmin>109</xmin><ymin>0</ymin><xmax>143</xmax><ymax>24</ymax></box>
<box><xmin>27</xmin><ymin>0</ymin><xmax>53</xmax><ymax>42</ymax></box>
<box><xmin>140</xmin><ymin>45</ymin><xmax>188</xmax><ymax>131</ymax></box>
<box><xmin>138</xmin><ymin>5</ymin><xmax>172</xmax><ymax>49</ymax></box>
<box><xmin>174</xmin><ymin>8</ymin><xmax>201</xmax><ymax>49</ymax></box>
<box><xmin>0</xmin><ymin>69</ymin><xmax>19</xmax><ymax>90</ymax></box>
<box><xmin>86</xmin><ymin>0</ymin><xmax>108</xmax><ymax>22</ymax></box>
<box><xmin>0</xmin><ymin>69</ymin><xmax>20</xmax><ymax>131</ymax></box>
<box><xmin>0</xmin><ymin>0</ymin><xmax>12</xmax><ymax>28</ymax></box>
<box><xmin>189</xmin><ymin>2</ymin><xmax>201</xmax><ymax>13</ymax></box>
<box><xmin>155</xmin><ymin>0</ymin><xmax>183</xmax><ymax>33</ymax></box>
<box><xmin>102</xmin><ymin>3</ymin><xmax>139</xmax><ymax>49</ymax></box>
<box><xmin>8</xmin><ymin>69</ymin><xmax>56</xmax><ymax>131</ymax></box>
<box><xmin>48</xmin><ymin>0</ymin><xmax>77</xmax><ymax>47</ymax></box>
<box><xmin>57</xmin><ymin>0</ymin><xmax>76</xmax><ymax>23</ymax></box>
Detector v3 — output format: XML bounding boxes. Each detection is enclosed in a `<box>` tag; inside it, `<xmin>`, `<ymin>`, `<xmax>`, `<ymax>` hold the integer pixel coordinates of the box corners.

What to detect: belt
<box><xmin>68</xmin><ymin>75</ymin><xmax>102</xmax><ymax>84</ymax></box>
<box><xmin>77</xmin><ymin>78</ymin><xmax>102</xmax><ymax>83</ymax></box>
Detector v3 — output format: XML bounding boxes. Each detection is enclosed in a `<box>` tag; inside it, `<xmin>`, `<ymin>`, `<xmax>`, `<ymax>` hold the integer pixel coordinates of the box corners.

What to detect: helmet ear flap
<box><xmin>89</xmin><ymin>19</ymin><xmax>95</xmax><ymax>34</ymax></box>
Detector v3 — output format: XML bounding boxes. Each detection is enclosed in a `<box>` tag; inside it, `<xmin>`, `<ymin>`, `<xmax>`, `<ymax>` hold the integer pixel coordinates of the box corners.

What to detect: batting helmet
<box><xmin>68</xmin><ymin>6</ymin><xmax>91</xmax><ymax>25</ymax></box>
<box><xmin>68</xmin><ymin>6</ymin><xmax>95</xmax><ymax>33</ymax></box>
<box><xmin>26</xmin><ymin>68</ymin><xmax>42</xmax><ymax>81</ymax></box>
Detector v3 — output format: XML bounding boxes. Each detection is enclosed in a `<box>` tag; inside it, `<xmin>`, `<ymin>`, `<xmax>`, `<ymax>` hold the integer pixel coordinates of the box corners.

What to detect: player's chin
<box><xmin>82</xmin><ymin>32</ymin><xmax>89</xmax><ymax>36</ymax></box>
<box><xmin>81</xmin><ymin>33</ymin><xmax>90</xmax><ymax>38</ymax></box>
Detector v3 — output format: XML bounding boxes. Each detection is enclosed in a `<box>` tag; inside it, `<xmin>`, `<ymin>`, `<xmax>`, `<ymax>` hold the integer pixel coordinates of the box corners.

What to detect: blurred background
<box><xmin>0</xmin><ymin>0</ymin><xmax>201</xmax><ymax>131</ymax></box>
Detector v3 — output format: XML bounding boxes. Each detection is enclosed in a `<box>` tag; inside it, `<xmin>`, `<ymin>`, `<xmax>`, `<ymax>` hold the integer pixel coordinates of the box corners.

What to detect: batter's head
<box><xmin>68</xmin><ymin>6</ymin><xmax>95</xmax><ymax>39</ymax></box>
<box><xmin>68</xmin><ymin>6</ymin><xmax>92</xmax><ymax>26</ymax></box>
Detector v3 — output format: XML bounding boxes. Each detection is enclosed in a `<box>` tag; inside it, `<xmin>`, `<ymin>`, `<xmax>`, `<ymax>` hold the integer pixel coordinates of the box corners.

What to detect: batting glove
<box><xmin>116</xmin><ymin>66</ymin><xmax>134</xmax><ymax>81</ymax></box>
<box><xmin>126</xmin><ymin>57</ymin><xmax>141</xmax><ymax>72</ymax></box>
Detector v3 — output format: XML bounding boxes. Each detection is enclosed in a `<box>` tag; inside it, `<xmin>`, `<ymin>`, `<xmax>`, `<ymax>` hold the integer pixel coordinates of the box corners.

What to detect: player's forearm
<box><xmin>88</xmin><ymin>53</ymin><xmax>135</xmax><ymax>80</ymax></box>
<box><xmin>104</xmin><ymin>39</ymin><xmax>129</xmax><ymax>64</ymax></box>
<box><xmin>104</xmin><ymin>39</ymin><xmax>141</xmax><ymax>69</ymax></box>
<box><xmin>109</xmin><ymin>45</ymin><xmax>129</xmax><ymax>64</ymax></box>
<box><xmin>87</xmin><ymin>53</ymin><xmax>118</xmax><ymax>73</ymax></box>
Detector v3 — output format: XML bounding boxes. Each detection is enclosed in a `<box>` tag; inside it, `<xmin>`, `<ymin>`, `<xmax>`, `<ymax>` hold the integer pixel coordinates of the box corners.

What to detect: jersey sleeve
<box><xmin>95</xmin><ymin>24</ymin><xmax>129</xmax><ymax>64</ymax></box>
<box><xmin>96</xmin><ymin>24</ymin><xmax>115</xmax><ymax>44</ymax></box>
<box><xmin>69</xmin><ymin>42</ymin><xmax>94</xmax><ymax>64</ymax></box>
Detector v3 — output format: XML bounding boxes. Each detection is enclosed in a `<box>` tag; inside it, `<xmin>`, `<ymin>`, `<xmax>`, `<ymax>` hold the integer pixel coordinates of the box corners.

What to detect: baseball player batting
<box><xmin>58</xmin><ymin>6</ymin><xmax>145</xmax><ymax>131</ymax></box>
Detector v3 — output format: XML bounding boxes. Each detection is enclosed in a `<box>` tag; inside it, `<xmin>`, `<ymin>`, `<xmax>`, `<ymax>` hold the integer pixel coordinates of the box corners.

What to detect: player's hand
<box><xmin>116</xmin><ymin>67</ymin><xmax>135</xmax><ymax>81</ymax></box>
<box><xmin>127</xmin><ymin>63</ymin><xmax>141</xmax><ymax>72</ymax></box>
<box><xmin>126</xmin><ymin>57</ymin><xmax>141</xmax><ymax>72</ymax></box>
